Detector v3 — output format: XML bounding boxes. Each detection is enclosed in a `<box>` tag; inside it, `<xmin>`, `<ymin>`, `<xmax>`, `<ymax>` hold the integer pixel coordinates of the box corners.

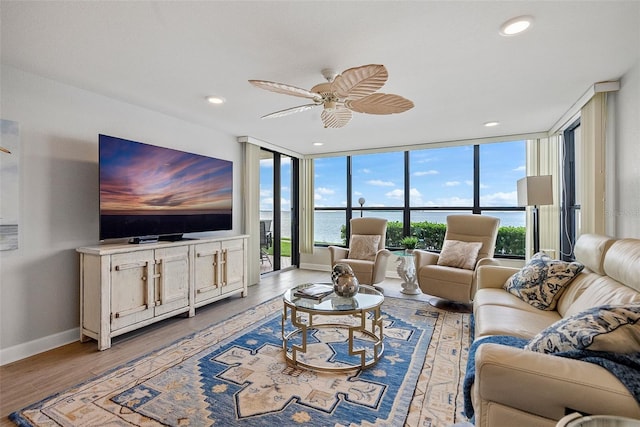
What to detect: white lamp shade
<box><xmin>517</xmin><ymin>175</ymin><xmax>553</xmax><ymax>206</ymax></box>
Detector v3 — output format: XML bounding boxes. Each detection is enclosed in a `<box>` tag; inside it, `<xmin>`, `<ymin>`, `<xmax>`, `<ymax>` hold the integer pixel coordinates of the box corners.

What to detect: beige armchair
<box><xmin>328</xmin><ymin>217</ymin><xmax>392</xmax><ymax>286</ymax></box>
<box><xmin>414</xmin><ymin>214</ymin><xmax>500</xmax><ymax>307</ymax></box>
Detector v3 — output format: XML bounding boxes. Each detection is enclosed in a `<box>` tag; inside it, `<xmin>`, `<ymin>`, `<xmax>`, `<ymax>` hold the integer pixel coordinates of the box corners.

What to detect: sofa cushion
<box><xmin>573</xmin><ymin>234</ymin><xmax>616</xmax><ymax>275</ymax></box>
<box><xmin>474</xmin><ymin>303</ymin><xmax>561</xmax><ymax>339</ymax></box>
<box><xmin>503</xmin><ymin>252</ymin><xmax>584</xmax><ymax>311</ymax></box>
<box><xmin>563</xmin><ymin>275</ymin><xmax>640</xmax><ymax>317</ymax></box>
<box><xmin>526</xmin><ymin>304</ymin><xmax>640</xmax><ymax>354</ymax></box>
<box><xmin>436</xmin><ymin>240</ymin><xmax>482</xmax><ymax>270</ymax></box>
<box><xmin>347</xmin><ymin>234</ymin><xmax>380</xmax><ymax>261</ymax></box>
<box><xmin>603</xmin><ymin>238</ymin><xmax>640</xmax><ymax>292</ymax></box>
<box><xmin>474</xmin><ymin>288</ymin><xmax>545</xmax><ymax>314</ymax></box>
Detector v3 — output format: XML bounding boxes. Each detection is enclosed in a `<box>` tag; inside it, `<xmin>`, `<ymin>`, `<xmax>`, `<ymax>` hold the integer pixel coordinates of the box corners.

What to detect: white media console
<box><xmin>77</xmin><ymin>235</ymin><xmax>248</xmax><ymax>350</ymax></box>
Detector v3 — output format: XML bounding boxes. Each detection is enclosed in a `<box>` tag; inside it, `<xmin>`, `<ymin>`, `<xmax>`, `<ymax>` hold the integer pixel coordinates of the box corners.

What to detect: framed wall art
<box><xmin>1</xmin><ymin>119</ymin><xmax>19</xmax><ymax>251</ymax></box>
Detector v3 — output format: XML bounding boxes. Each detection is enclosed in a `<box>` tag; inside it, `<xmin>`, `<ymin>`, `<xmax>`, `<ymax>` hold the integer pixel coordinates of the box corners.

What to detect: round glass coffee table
<box><xmin>281</xmin><ymin>283</ymin><xmax>384</xmax><ymax>372</ymax></box>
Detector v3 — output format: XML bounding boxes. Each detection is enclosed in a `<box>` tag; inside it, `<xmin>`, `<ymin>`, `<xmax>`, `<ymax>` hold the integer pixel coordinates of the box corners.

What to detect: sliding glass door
<box><xmin>259</xmin><ymin>148</ymin><xmax>299</xmax><ymax>273</ymax></box>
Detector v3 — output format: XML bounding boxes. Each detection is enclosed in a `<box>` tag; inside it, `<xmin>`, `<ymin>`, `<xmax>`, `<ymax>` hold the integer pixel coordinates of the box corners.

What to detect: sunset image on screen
<box><xmin>100</xmin><ymin>137</ymin><xmax>232</xmax><ymax>215</ymax></box>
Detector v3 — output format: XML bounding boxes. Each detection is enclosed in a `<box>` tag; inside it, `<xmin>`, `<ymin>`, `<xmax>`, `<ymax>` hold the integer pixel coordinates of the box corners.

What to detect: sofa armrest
<box><xmin>476</xmin><ymin>265</ymin><xmax>519</xmax><ymax>290</ymax></box>
<box><xmin>473</xmin><ymin>344</ymin><xmax>640</xmax><ymax>426</ymax></box>
<box><xmin>414</xmin><ymin>249</ymin><xmax>439</xmax><ymax>270</ymax></box>
<box><xmin>328</xmin><ymin>246</ymin><xmax>349</xmax><ymax>265</ymax></box>
<box><xmin>371</xmin><ymin>248</ymin><xmax>392</xmax><ymax>284</ymax></box>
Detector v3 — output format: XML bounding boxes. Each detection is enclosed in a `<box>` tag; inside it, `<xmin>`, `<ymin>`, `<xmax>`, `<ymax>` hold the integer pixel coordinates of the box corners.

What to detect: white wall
<box><xmin>0</xmin><ymin>65</ymin><xmax>243</xmax><ymax>364</ymax></box>
<box><xmin>612</xmin><ymin>60</ymin><xmax>640</xmax><ymax>238</ymax></box>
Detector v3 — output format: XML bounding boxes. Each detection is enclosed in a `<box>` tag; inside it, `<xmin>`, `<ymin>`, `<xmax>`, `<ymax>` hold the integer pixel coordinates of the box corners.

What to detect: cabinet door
<box><xmin>194</xmin><ymin>242</ymin><xmax>222</xmax><ymax>303</ymax></box>
<box><xmin>110</xmin><ymin>250</ymin><xmax>155</xmax><ymax>331</ymax></box>
<box><xmin>221</xmin><ymin>239</ymin><xmax>245</xmax><ymax>294</ymax></box>
<box><xmin>154</xmin><ymin>246</ymin><xmax>190</xmax><ymax>316</ymax></box>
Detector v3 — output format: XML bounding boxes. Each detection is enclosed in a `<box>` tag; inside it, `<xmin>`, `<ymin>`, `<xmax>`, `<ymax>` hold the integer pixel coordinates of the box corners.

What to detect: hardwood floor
<box><xmin>0</xmin><ymin>269</ymin><xmax>435</xmax><ymax>426</ymax></box>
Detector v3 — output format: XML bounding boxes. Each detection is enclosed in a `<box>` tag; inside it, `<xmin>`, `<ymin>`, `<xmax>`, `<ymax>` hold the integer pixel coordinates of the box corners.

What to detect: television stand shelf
<box><xmin>77</xmin><ymin>235</ymin><xmax>248</xmax><ymax>350</ymax></box>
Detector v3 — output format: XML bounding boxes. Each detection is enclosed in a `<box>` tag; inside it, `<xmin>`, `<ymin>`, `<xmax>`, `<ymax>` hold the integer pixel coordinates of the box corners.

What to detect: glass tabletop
<box><xmin>391</xmin><ymin>250</ymin><xmax>415</xmax><ymax>258</ymax></box>
<box><xmin>283</xmin><ymin>283</ymin><xmax>384</xmax><ymax>312</ymax></box>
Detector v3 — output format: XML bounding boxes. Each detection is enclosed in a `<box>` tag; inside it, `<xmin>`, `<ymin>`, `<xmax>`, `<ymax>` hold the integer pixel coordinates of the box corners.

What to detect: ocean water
<box><xmin>260</xmin><ymin>210</ymin><xmax>524</xmax><ymax>245</ymax></box>
<box><xmin>0</xmin><ymin>224</ymin><xmax>18</xmax><ymax>250</ymax></box>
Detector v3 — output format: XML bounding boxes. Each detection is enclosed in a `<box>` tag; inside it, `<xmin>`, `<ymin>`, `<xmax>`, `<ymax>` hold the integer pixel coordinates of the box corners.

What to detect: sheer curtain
<box><xmin>579</xmin><ymin>92</ymin><xmax>607</xmax><ymax>235</ymax></box>
<box><xmin>299</xmin><ymin>158</ymin><xmax>314</xmax><ymax>253</ymax></box>
<box><xmin>242</xmin><ymin>141</ymin><xmax>261</xmax><ymax>286</ymax></box>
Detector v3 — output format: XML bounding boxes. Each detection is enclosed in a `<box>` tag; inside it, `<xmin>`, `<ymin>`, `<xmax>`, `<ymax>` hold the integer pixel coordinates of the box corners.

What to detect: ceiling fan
<box><xmin>249</xmin><ymin>64</ymin><xmax>414</xmax><ymax>128</ymax></box>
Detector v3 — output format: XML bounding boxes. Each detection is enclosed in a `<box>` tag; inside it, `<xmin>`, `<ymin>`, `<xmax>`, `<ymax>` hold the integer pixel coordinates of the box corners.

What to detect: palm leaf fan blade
<box><xmin>321</xmin><ymin>108</ymin><xmax>352</xmax><ymax>128</ymax></box>
<box><xmin>331</xmin><ymin>64</ymin><xmax>388</xmax><ymax>99</ymax></box>
<box><xmin>248</xmin><ymin>80</ymin><xmax>323</xmax><ymax>101</ymax></box>
<box><xmin>261</xmin><ymin>104</ymin><xmax>320</xmax><ymax>119</ymax></box>
<box><xmin>346</xmin><ymin>93</ymin><xmax>414</xmax><ymax>115</ymax></box>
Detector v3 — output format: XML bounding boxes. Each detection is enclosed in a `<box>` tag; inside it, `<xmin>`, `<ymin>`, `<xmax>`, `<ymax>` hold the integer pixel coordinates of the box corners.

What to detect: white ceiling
<box><xmin>2</xmin><ymin>1</ymin><xmax>639</xmax><ymax>156</ymax></box>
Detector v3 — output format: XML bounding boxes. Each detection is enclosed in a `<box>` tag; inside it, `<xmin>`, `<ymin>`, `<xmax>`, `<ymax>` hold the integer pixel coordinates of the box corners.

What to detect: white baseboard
<box><xmin>299</xmin><ymin>262</ymin><xmax>331</xmax><ymax>271</ymax></box>
<box><xmin>1</xmin><ymin>327</ymin><xmax>79</xmax><ymax>366</ymax></box>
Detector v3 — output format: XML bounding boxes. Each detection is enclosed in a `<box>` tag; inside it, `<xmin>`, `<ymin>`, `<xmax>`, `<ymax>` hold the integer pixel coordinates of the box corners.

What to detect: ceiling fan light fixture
<box><xmin>324</xmin><ymin>99</ymin><xmax>337</xmax><ymax>112</ymax></box>
<box><xmin>313</xmin><ymin>142</ymin><xmax>324</xmax><ymax>146</ymax></box>
<box><xmin>500</xmin><ymin>16</ymin><xmax>533</xmax><ymax>36</ymax></box>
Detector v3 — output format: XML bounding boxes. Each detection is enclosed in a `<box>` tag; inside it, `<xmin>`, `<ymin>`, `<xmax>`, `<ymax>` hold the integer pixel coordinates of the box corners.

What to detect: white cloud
<box><xmin>367</xmin><ymin>179</ymin><xmax>395</xmax><ymax>187</ymax></box>
<box><xmin>445</xmin><ymin>181</ymin><xmax>460</xmax><ymax>187</ymax></box>
<box><xmin>260</xmin><ymin>189</ymin><xmax>272</xmax><ymax>197</ymax></box>
<box><xmin>481</xmin><ymin>191</ymin><xmax>518</xmax><ymax>206</ymax></box>
<box><xmin>385</xmin><ymin>189</ymin><xmax>404</xmax><ymax>200</ymax></box>
<box><xmin>409</xmin><ymin>188</ymin><xmax>425</xmax><ymax>205</ymax></box>
<box><xmin>434</xmin><ymin>196</ymin><xmax>473</xmax><ymax>206</ymax></box>
<box><xmin>316</xmin><ymin>187</ymin><xmax>335</xmax><ymax>195</ymax></box>
<box><xmin>360</xmin><ymin>168</ymin><xmax>371</xmax><ymax>174</ymax></box>
<box><xmin>260</xmin><ymin>197</ymin><xmax>273</xmax><ymax>210</ymax></box>
<box><xmin>413</xmin><ymin>170</ymin><xmax>439</xmax><ymax>176</ymax></box>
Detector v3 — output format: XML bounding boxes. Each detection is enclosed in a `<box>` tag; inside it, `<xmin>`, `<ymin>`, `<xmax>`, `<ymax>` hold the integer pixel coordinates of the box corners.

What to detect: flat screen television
<box><xmin>99</xmin><ymin>134</ymin><xmax>232</xmax><ymax>242</ymax></box>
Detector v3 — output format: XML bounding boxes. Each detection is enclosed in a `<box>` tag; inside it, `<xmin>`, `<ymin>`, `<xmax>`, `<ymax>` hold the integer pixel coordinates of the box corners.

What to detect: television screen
<box><xmin>99</xmin><ymin>134</ymin><xmax>232</xmax><ymax>241</ymax></box>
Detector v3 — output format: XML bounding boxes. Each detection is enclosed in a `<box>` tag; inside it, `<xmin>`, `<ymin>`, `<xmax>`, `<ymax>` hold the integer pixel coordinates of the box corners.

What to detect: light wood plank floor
<box><xmin>0</xmin><ymin>269</ymin><xmax>438</xmax><ymax>426</ymax></box>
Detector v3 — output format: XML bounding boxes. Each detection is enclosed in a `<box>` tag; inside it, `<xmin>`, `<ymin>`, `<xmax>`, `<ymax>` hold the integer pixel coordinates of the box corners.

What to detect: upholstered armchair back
<box><xmin>350</xmin><ymin>217</ymin><xmax>388</xmax><ymax>250</ymax></box>
<box><xmin>444</xmin><ymin>214</ymin><xmax>500</xmax><ymax>260</ymax></box>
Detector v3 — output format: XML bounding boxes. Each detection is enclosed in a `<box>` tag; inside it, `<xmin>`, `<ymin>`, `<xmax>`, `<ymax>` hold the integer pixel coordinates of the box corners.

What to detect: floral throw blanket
<box><xmin>462</xmin><ymin>335</ymin><xmax>640</xmax><ymax>420</ymax></box>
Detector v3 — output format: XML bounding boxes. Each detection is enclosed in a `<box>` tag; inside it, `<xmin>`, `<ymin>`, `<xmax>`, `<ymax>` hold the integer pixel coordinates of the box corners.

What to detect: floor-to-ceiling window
<box><xmin>313</xmin><ymin>140</ymin><xmax>527</xmax><ymax>257</ymax></box>
<box><xmin>260</xmin><ymin>148</ymin><xmax>299</xmax><ymax>273</ymax></box>
<box><xmin>561</xmin><ymin>119</ymin><xmax>581</xmax><ymax>261</ymax></box>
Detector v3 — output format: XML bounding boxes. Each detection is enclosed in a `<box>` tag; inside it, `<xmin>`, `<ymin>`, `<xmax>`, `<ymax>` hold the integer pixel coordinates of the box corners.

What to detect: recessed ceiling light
<box><xmin>484</xmin><ymin>121</ymin><xmax>500</xmax><ymax>127</ymax></box>
<box><xmin>313</xmin><ymin>142</ymin><xmax>324</xmax><ymax>146</ymax></box>
<box><xmin>500</xmin><ymin>16</ymin><xmax>533</xmax><ymax>36</ymax></box>
<box><xmin>206</xmin><ymin>96</ymin><xmax>226</xmax><ymax>105</ymax></box>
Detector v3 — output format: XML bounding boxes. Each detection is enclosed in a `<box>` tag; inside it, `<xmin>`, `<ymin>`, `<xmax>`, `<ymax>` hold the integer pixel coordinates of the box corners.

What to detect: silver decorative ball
<box><xmin>333</xmin><ymin>273</ymin><xmax>360</xmax><ymax>297</ymax></box>
<box><xmin>331</xmin><ymin>263</ymin><xmax>354</xmax><ymax>285</ymax></box>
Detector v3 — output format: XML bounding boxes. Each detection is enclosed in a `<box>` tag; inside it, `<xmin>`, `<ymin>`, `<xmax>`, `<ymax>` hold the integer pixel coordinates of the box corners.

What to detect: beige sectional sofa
<box><xmin>470</xmin><ymin>234</ymin><xmax>640</xmax><ymax>426</ymax></box>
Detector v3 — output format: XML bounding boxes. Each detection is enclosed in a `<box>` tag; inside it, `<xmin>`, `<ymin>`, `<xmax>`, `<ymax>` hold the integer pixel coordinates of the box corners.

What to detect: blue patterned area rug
<box><xmin>10</xmin><ymin>296</ymin><xmax>471</xmax><ymax>426</ymax></box>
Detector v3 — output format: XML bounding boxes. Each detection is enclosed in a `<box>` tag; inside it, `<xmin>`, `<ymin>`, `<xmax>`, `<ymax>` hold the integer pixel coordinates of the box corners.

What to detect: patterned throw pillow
<box><xmin>503</xmin><ymin>252</ymin><xmax>584</xmax><ymax>311</ymax></box>
<box><xmin>526</xmin><ymin>304</ymin><xmax>640</xmax><ymax>354</ymax></box>
<box><xmin>347</xmin><ymin>234</ymin><xmax>380</xmax><ymax>261</ymax></box>
<box><xmin>436</xmin><ymin>240</ymin><xmax>483</xmax><ymax>270</ymax></box>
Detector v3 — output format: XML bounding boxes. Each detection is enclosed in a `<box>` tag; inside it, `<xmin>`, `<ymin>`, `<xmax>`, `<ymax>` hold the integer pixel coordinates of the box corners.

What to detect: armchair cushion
<box><xmin>503</xmin><ymin>252</ymin><xmax>584</xmax><ymax>311</ymax></box>
<box><xmin>436</xmin><ymin>240</ymin><xmax>482</xmax><ymax>270</ymax></box>
<box><xmin>347</xmin><ymin>234</ymin><xmax>380</xmax><ymax>261</ymax></box>
<box><xmin>526</xmin><ymin>303</ymin><xmax>640</xmax><ymax>354</ymax></box>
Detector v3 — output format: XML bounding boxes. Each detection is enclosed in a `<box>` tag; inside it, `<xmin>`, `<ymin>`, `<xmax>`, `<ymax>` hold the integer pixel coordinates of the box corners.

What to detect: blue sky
<box><xmin>260</xmin><ymin>140</ymin><xmax>525</xmax><ymax>211</ymax></box>
<box><xmin>314</xmin><ymin>140</ymin><xmax>525</xmax><ymax>208</ymax></box>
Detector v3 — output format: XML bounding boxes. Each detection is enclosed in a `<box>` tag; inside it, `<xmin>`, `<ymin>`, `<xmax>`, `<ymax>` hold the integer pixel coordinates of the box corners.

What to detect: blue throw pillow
<box><xmin>503</xmin><ymin>252</ymin><xmax>584</xmax><ymax>310</ymax></box>
<box><xmin>526</xmin><ymin>304</ymin><xmax>640</xmax><ymax>354</ymax></box>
